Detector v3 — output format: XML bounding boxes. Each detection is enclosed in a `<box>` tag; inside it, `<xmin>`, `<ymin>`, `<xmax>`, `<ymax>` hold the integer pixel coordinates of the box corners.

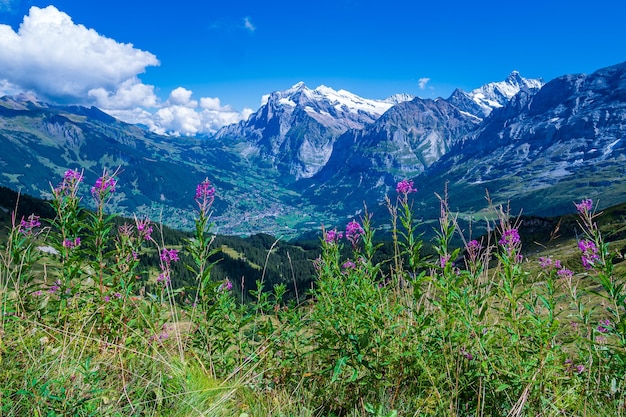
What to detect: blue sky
<box><xmin>1</xmin><ymin>0</ymin><xmax>625</xmax><ymax>136</ymax></box>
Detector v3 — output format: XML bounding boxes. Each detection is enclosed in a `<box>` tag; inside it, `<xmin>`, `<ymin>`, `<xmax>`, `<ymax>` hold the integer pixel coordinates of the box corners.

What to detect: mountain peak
<box><xmin>465</xmin><ymin>72</ymin><xmax>544</xmax><ymax>116</ymax></box>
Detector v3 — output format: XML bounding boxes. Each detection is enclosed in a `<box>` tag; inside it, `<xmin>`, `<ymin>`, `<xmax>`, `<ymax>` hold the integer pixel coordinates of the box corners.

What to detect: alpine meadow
<box><xmin>2</xmin><ymin>59</ymin><xmax>626</xmax><ymax>416</ymax></box>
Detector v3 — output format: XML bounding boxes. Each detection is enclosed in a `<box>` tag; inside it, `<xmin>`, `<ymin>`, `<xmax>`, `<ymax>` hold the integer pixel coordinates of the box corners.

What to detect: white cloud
<box><xmin>0</xmin><ymin>6</ymin><xmax>159</xmax><ymax>105</ymax></box>
<box><xmin>148</xmin><ymin>88</ymin><xmax>253</xmax><ymax>136</ymax></box>
<box><xmin>0</xmin><ymin>6</ymin><xmax>254</xmax><ymax>136</ymax></box>
<box><xmin>418</xmin><ymin>77</ymin><xmax>431</xmax><ymax>90</ymax></box>
<box><xmin>88</xmin><ymin>78</ymin><xmax>159</xmax><ymax>109</ymax></box>
<box><xmin>167</xmin><ymin>87</ymin><xmax>197</xmax><ymax>107</ymax></box>
<box><xmin>244</xmin><ymin>16</ymin><xmax>256</xmax><ymax>32</ymax></box>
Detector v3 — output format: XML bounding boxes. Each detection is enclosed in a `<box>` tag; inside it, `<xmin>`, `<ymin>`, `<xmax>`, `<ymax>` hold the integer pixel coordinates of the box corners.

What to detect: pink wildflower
<box><xmin>396</xmin><ymin>179</ymin><xmax>417</xmax><ymax>194</ymax></box>
<box><xmin>575</xmin><ymin>199</ymin><xmax>593</xmax><ymax>214</ymax></box>
<box><xmin>345</xmin><ymin>220</ymin><xmax>364</xmax><ymax>247</ymax></box>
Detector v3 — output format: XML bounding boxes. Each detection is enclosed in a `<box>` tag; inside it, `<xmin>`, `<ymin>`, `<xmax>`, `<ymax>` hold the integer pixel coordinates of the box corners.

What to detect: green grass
<box><xmin>2</xmin><ymin>173</ymin><xmax>626</xmax><ymax>416</ymax></box>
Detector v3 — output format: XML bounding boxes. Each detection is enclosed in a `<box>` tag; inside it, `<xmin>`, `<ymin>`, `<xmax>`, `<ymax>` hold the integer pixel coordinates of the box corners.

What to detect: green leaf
<box><xmin>496</xmin><ymin>383</ymin><xmax>511</xmax><ymax>392</ymax></box>
<box><xmin>331</xmin><ymin>356</ymin><xmax>348</xmax><ymax>383</ymax></box>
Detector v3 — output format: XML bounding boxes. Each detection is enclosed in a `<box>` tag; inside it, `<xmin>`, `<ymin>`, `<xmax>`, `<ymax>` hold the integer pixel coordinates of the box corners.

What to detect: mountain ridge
<box><xmin>1</xmin><ymin>62</ymin><xmax>625</xmax><ymax>239</ymax></box>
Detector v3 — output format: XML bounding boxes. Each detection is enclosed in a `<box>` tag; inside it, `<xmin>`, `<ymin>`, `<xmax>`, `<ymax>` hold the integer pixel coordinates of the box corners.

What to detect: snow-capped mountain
<box><xmin>419</xmin><ymin>62</ymin><xmax>626</xmax><ymax>217</ymax></box>
<box><xmin>214</xmin><ymin>82</ymin><xmax>413</xmax><ymax>180</ymax></box>
<box><xmin>448</xmin><ymin>71</ymin><xmax>544</xmax><ymax>118</ymax></box>
<box><xmin>2</xmin><ymin>62</ymin><xmax>626</xmax><ymax>239</ymax></box>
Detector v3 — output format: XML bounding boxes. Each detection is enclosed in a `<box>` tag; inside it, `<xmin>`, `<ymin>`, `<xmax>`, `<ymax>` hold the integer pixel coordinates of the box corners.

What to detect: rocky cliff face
<box><xmin>214</xmin><ymin>82</ymin><xmax>409</xmax><ymax>180</ymax></box>
<box><xmin>421</xmin><ymin>62</ymin><xmax>626</xmax><ymax>217</ymax></box>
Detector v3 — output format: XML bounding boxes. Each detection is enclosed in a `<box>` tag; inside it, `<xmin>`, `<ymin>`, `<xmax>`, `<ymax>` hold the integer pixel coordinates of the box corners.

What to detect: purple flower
<box><xmin>218</xmin><ymin>279</ymin><xmax>233</xmax><ymax>293</ymax></box>
<box><xmin>63</xmin><ymin>169</ymin><xmax>83</xmax><ymax>182</ymax></box>
<box><xmin>575</xmin><ymin>364</ymin><xmax>585</xmax><ymax>374</ymax></box>
<box><xmin>49</xmin><ymin>280</ymin><xmax>61</xmax><ymax>293</ymax></box>
<box><xmin>19</xmin><ymin>214</ymin><xmax>41</xmax><ymax>235</ymax></box>
<box><xmin>342</xmin><ymin>260</ymin><xmax>356</xmax><ymax>270</ymax></box>
<box><xmin>160</xmin><ymin>248</ymin><xmax>179</xmax><ymax>264</ymax></box>
<box><xmin>575</xmin><ymin>199</ymin><xmax>593</xmax><ymax>214</ymax></box>
<box><xmin>460</xmin><ymin>347</ymin><xmax>474</xmax><ymax>360</ymax></box>
<box><xmin>91</xmin><ymin>176</ymin><xmax>117</xmax><ymax>196</ymax></box>
<box><xmin>539</xmin><ymin>256</ymin><xmax>563</xmax><ymax>271</ymax></box>
<box><xmin>54</xmin><ymin>169</ymin><xmax>83</xmax><ymax>196</ymax></box>
<box><xmin>499</xmin><ymin>228</ymin><xmax>521</xmax><ymax>254</ymax></box>
<box><xmin>156</xmin><ymin>273</ymin><xmax>170</xmax><ymax>284</ymax></box>
<box><xmin>466</xmin><ymin>239</ymin><xmax>482</xmax><ymax>262</ymax></box>
<box><xmin>312</xmin><ymin>257</ymin><xmax>322</xmax><ymax>271</ymax></box>
<box><xmin>195</xmin><ymin>179</ymin><xmax>216</xmax><ymax>201</ymax></box>
<box><xmin>63</xmin><ymin>237</ymin><xmax>81</xmax><ymax>249</ymax></box>
<box><xmin>324</xmin><ymin>229</ymin><xmax>343</xmax><ymax>244</ymax></box>
<box><xmin>104</xmin><ymin>295</ymin><xmax>111</xmax><ymax>302</ymax></box>
<box><xmin>597</xmin><ymin>319</ymin><xmax>611</xmax><ymax>333</ymax></box>
<box><xmin>578</xmin><ymin>240</ymin><xmax>599</xmax><ymax>269</ymax></box>
<box><xmin>439</xmin><ymin>254</ymin><xmax>451</xmax><ymax>269</ymax></box>
<box><xmin>557</xmin><ymin>268</ymin><xmax>574</xmax><ymax>280</ymax></box>
<box><xmin>136</xmin><ymin>218</ymin><xmax>153</xmax><ymax>241</ymax></box>
<box><xmin>538</xmin><ymin>257</ymin><xmax>552</xmax><ymax>268</ymax></box>
<box><xmin>345</xmin><ymin>220</ymin><xmax>364</xmax><ymax>247</ymax></box>
<box><xmin>396</xmin><ymin>179</ymin><xmax>417</xmax><ymax>194</ymax></box>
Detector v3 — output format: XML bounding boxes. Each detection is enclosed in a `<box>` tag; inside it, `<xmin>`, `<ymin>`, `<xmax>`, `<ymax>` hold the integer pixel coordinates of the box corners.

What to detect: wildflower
<box><xmin>63</xmin><ymin>237</ymin><xmax>81</xmax><ymax>248</ymax></box>
<box><xmin>575</xmin><ymin>364</ymin><xmax>585</xmax><ymax>374</ymax></box>
<box><xmin>342</xmin><ymin>260</ymin><xmax>356</xmax><ymax>270</ymax></box>
<box><xmin>114</xmin><ymin>292</ymin><xmax>122</xmax><ymax>299</ymax></box>
<box><xmin>157</xmin><ymin>273</ymin><xmax>170</xmax><ymax>284</ymax></box>
<box><xmin>160</xmin><ymin>248</ymin><xmax>179</xmax><ymax>264</ymax></box>
<box><xmin>466</xmin><ymin>239</ymin><xmax>482</xmax><ymax>263</ymax></box>
<box><xmin>312</xmin><ymin>257</ymin><xmax>323</xmax><ymax>271</ymax></box>
<box><xmin>539</xmin><ymin>256</ymin><xmax>552</xmax><ymax>268</ymax></box>
<box><xmin>54</xmin><ymin>169</ymin><xmax>83</xmax><ymax>196</ymax></box>
<box><xmin>195</xmin><ymin>178</ymin><xmax>216</xmax><ymax>201</ymax></box>
<box><xmin>91</xmin><ymin>171</ymin><xmax>117</xmax><ymax>206</ymax></box>
<box><xmin>499</xmin><ymin>228</ymin><xmax>521</xmax><ymax>255</ymax></box>
<box><xmin>64</xmin><ymin>169</ymin><xmax>83</xmax><ymax>182</ymax></box>
<box><xmin>104</xmin><ymin>295</ymin><xmax>111</xmax><ymax>302</ymax></box>
<box><xmin>557</xmin><ymin>268</ymin><xmax>574</xmax><ymax>280</ymax></box>
<box><xmin>345</xmin><ymin>220</ymin><xmax>364</xmax><ymax>247</ymax></box>
<box><xmin>19</xmin><ymin>214</ymin><xmax>41</xmax><ymax>235</ymax></box>
<box><xmin>578</xmin><ymin>239</ymin><xmax>599</xmax><ymax>269</ymax></box>
<box><xmin>396</xmin><ymin>179</ymin><xmax>417</xmax><ymax>194</ymax></box>
<box><xmin>49</xmin><ymin>280</ymin><xmax>61</xmax><ymax>293</ymax></box>
<box><xmin>439</xmin><ymin>254</ymin><xmax>451</xmax><ymax>269</ymax></box>
<box><xmin>218</xmin><ymin>280</ymin><xmax>233</xmax><ymax>293</ymax></box>
<box><xmin>460</xmin><ymin>347</ymin><xmax>474</xmax><ymax>360</ymax></box>
<box><xmin>91</xmin><ymin>175</ymin><xmax>117</xmax><ymax>196</ymax></box>
<box><xmin>324</xmin><ymin>229</ymin><xmax>343</xmax><ymax>244</ymax></box>
<box><xmin>597</xmin><ymin>319</ymin><xmax>611</xmax><ymax>333</ymax></box>
<box><xmin>575</xmin><ymin>198</ymin><xmax>593</xmax><ymax>214</ymax></box>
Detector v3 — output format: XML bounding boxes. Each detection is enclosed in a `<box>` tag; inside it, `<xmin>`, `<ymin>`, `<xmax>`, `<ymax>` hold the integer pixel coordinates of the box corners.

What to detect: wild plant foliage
<box><xmin>0</xmin><ymin>171</ymin><xmax>625</xmax><ymax>416</ymax></box>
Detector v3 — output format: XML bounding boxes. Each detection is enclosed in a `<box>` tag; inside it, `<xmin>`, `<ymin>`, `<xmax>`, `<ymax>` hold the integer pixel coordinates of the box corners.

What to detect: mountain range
<box><xmin>1</xmin><ymin>61</ymin><xmax>625</xmax><ymax>239</ymax></box>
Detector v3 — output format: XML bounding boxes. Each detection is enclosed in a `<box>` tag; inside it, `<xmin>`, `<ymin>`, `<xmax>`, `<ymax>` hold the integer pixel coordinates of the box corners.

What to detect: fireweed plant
<box><xmin>1</xmin><ymin>170</ymin><xmax>626</xmax><ymax>416</ymax></box>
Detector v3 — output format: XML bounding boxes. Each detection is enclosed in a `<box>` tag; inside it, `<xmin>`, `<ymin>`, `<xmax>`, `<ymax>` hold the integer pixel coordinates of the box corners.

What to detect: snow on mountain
<box><xmin>467</xmin><ymin>71</ymin><xmax>544</xmax><ymax>116</ymax></box>
<box><xmin>214</xmin><ymin>82</ymin><xmax>414</xmax><ymax>180</ymax></box>
<box><xmin>259</xmin><ymin>82</ymin><xmax>409</xmax><ymax>130</ymax></box>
